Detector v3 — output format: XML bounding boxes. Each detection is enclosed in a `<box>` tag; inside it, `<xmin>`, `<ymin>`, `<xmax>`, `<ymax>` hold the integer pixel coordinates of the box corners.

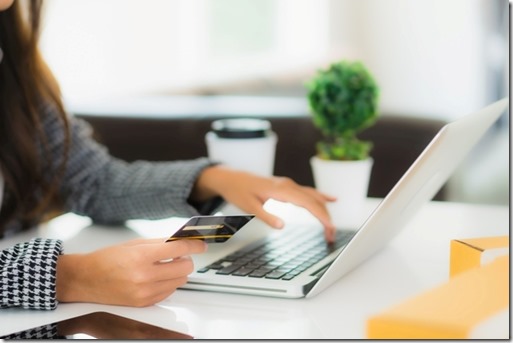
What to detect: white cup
<box><xmin>205</xmin><ymin>118</ymin><xmax>277</xmax><ymax>177</ymax></box>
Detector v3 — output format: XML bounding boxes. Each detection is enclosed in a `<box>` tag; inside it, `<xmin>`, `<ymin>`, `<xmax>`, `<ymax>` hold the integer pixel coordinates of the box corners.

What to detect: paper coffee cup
<box><xmin>205</xmin><ymin>118</ymin><xmax>277</xmax><ymax>177</ymax></box>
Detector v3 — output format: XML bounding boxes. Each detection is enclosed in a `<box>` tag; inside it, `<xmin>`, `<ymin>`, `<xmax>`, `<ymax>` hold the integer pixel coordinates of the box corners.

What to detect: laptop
<box><xmin>182</xmin><ymin>97</ymin><xmax>509</xmax><ymax>298</ymax></box>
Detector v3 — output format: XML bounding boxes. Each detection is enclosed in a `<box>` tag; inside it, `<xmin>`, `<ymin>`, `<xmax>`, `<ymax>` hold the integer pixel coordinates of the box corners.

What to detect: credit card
<box><xmin>165</xmin><ymin>215</ymin><xmax>255</xmax><ymax>243</ymax></box>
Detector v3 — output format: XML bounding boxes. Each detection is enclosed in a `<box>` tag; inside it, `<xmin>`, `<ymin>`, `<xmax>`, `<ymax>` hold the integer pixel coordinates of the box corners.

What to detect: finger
<box><xmin>128</xmin><ymin>276</ymin><xmax>189</xmax><ymax>307</ymax></box>
<box><xmin>301</xmin><ymin>186</ymin><xmax>337</xmax><ymax>202</ymax></box>
<box><xmin>256</xmin><ymin>210</ymin><xmax>285</xmax><ymax>229</ymax></box>
<box><xmin>272</xmin><ymin>188</ymin><xmax>336</xmax><ymax>241</ymax></box>
<box><xmin>155</xmin><ymin>256</ymin><xmax>196</xmax><ymax>278</ymax></box>
<box><xmin>240</xmin><ymin>196</ymin><xmax>285</xmax><ymax>229</ymax></box>
<box><xmin>255</xmin><ymin>182</ymin><xmax>335</xmax><ymax>237</ymax></box>
<box><xmin>142</xmin><ymin>276</ymin><xmax>189</xmax><ymax>305</ymax></box>
<box><xmin>272</xmin><ymin>186</ymin><xmax>330</xmax><ymax>221</ymax></box>
<box><xmin>144</xmin><ymin>255</ymin><xmax>196</xmax><ymax>283</ymax></box>
<box><xmin>148</xmin><ymin>239</ymin><xmax>208</xmax><ymax>262</ymax></box>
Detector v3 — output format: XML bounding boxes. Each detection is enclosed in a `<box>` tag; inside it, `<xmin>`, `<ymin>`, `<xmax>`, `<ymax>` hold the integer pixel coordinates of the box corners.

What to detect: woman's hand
<box><xmin>192</xmin><ymin>165</ymin><xmax>336</xmax><ymax>242</ymax></box>
<box><xmin>55</xmin><ymin>238</ymin><xmax>207</xmax><ymax>307</ymax></box>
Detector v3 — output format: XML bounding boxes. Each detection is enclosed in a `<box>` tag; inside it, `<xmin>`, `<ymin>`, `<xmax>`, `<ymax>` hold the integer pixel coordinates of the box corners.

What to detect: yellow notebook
<box><xmin>366</xmin><ymin>255</ymin><xmax>509</xmax><ymax>339</ymax></box>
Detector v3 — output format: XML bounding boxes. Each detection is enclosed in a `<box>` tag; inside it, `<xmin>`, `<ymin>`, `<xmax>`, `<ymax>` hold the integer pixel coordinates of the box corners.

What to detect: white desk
<box><xmin>0</xmin><ymin>199</ymin><xmax>509</xmax><ymax>339</ymax></box>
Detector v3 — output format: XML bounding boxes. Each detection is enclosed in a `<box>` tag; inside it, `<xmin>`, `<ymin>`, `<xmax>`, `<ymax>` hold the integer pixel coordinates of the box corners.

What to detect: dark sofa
<box><xmin>74</xmin><ymin>96</ymin><xmax>447</xmax><ymax>200</ymax></box>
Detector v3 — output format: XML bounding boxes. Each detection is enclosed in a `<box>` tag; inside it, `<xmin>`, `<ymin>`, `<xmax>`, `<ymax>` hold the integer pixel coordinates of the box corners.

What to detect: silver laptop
<box><xmin>183</xmin><ymin>98</ymin><xmax>509</xmax><ymax>298</ymax></box>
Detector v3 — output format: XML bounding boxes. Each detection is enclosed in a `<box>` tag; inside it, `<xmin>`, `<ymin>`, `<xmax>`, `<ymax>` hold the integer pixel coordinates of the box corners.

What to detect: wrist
<box><xmin>55</xmin><ymin>254</ymin><xmax>87</xmax><ymax>303</ymax></box>
<box><xmin>191</xmin><ymin>165</ymin><xmax>232</xmax><ymax>201</ymax></box>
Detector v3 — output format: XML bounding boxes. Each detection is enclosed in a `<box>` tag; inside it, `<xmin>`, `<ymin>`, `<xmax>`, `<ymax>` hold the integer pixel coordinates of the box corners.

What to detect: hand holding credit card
<box><xmin>165</xmin><ymin>215</ymin><xmax>255</xmax><ymax>243</ymax></box>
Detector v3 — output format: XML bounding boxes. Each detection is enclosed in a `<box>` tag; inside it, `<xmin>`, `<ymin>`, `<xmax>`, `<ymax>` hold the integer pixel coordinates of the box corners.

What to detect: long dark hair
<box><xmin>0</xmin><ymin>0</ymin><xmax>69</xmax><ymax>234</ymax></box>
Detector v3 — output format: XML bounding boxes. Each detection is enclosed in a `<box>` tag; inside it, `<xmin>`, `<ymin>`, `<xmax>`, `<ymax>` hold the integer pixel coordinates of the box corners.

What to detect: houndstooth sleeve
<box><xmin>0</xmin><ymin>323</ymin><xmax>62</xmax><ymax>339</ymax></box>
<box><xmin>0</xmin><ymin>238</ymin><xmax>63</xmax><ymax>310</ymax></box>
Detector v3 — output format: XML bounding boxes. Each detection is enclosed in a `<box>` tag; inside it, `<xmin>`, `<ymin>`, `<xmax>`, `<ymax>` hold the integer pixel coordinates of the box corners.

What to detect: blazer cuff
<box><xmin>0</xmin><ymin>238</ymin><xmax>63</xmax><ymax>310</ymax></box>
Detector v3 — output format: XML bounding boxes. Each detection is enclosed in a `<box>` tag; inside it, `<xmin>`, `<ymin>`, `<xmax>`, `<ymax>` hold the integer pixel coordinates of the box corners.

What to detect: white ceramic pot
<box><xmin>310</xmin><ymin>156</ymin><xmax>373</xmax><ymax>229</ymax></box>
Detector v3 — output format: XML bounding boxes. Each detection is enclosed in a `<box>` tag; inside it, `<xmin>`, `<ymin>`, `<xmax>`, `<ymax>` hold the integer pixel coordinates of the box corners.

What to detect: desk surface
<box><xmin>0</xmin><ymin>199</ymin><xmax>509</xmax><ymax>339</ymax></box>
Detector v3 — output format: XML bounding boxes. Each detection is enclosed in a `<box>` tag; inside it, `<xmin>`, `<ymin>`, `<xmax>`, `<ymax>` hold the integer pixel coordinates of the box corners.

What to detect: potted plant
<box><xmin>306</xmin><ymin>60</ymin><xmax>379</xmax><ymax>228</ymax></box>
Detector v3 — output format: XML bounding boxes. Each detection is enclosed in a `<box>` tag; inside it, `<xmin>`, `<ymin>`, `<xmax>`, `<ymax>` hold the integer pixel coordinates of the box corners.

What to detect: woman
<box><xmin>0</xmin><ymin>0</ymin><xmax>335</xmax><ymax>310</ymax></box>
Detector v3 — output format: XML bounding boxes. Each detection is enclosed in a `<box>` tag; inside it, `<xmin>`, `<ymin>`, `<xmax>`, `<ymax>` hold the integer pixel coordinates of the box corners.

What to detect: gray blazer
<box><xmin>0</xmin><ymin>100</ymin><xmax>219</xmax><ymax>310</ymax></box>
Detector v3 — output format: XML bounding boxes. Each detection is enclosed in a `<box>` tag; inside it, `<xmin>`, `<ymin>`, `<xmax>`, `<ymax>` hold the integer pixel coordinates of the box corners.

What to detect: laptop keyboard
<box><xmin>196</xmin><ymin>229</ymin><xmax>355</xmax><ymax>281</ymax></box>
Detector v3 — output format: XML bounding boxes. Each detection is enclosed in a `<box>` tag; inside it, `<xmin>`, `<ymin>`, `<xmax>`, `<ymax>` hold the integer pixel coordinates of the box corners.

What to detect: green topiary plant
<box><xmin>306</xmin><ymin>60</ymin><xmax>380</xmax><ymax>161</ymax></box>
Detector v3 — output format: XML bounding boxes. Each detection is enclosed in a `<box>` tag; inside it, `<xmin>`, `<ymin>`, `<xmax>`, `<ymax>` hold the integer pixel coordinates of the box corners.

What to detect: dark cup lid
<box><xmin>211</xmin><ymin>118</ymin><xmax>271</xmax><ymax>138</ymax></box>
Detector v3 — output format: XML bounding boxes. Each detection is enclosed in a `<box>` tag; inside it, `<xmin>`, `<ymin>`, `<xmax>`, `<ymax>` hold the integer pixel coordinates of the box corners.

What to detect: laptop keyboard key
<box><xmin>232</xmin><ymin>267</ymin><xmax>254</xmax><ymax>276</ymax></box>
<box><xmin>265</xmin><ymin>270</ymin><xmax>287</xmax><ymax>279</ymax></box>
<box><xmin>216</xmin><ymin>265</ymin><xmax>240</xmax><ymax>275</ymax></box>
<box><xmin>249</xmin><ymin>268</ymin><xmax>273</xmax><ymax>278</ymax></box>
